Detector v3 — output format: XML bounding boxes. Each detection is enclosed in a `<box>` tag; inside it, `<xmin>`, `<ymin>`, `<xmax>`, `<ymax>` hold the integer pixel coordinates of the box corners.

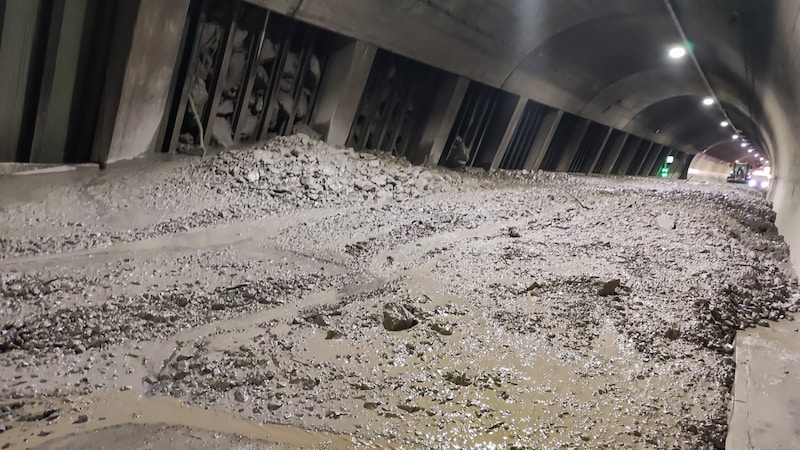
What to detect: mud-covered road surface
<box><xmin>1</xmin><ymin>135</ymin><xmax>798</xmax><ymax>449</ymax></box>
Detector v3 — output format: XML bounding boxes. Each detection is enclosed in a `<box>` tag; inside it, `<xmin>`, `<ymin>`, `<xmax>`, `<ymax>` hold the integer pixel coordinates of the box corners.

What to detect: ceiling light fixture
<box><xmin>669</xmin><ymin>46</ymin><xmax>687</xmax><ymax>58</ymax></box>
<box><xmin>740</xmin><ymin>143</ymin><xmax>747</xmax><ymax>147</ymax></box>
<box><xmin>720</xmin><ymin>121</ymin><xmax>729</xmax><ymax>127</ymax></box>
<box><xmin>732</xmin><ymin>134</ymin><xmax>739</xmax><ymax>140</ymax></box>
<box><xmin>702</xmin><ymin>97</ymin><xmax>715</xmax><ymax>106</ymax></box>
<box><xmin>747</xmin><ymin>148</ymin><xmax>754</xmax><ymax>153</ymax></box>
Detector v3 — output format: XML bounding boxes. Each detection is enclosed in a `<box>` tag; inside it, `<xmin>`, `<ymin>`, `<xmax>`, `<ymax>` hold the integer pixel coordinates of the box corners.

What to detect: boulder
<box><xmin>382</xmin><ymin>303</ymin><xmax>418</xmax><ymax>331</ymax></box>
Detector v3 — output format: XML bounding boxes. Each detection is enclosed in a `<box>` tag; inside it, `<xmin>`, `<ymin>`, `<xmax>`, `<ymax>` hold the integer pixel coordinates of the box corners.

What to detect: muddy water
<box><xmin>2</xmin><ymin>391</ymin><xmax>361</xmax><ymax>449</ymax></box>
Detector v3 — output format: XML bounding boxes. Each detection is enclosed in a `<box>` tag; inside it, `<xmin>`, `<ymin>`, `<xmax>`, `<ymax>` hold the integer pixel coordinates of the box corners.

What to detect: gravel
<box><xmin>0</xmin><ymin>134</ymin><xmax>797</xmax><ymax>449</ymax></box>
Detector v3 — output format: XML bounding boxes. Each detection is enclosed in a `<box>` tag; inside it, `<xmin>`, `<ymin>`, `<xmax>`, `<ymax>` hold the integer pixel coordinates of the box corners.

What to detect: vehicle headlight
<box><xmin>748</xmin><ymin>179</ymin><xmax>757</xmax><ymax>187</ymax></box>
<box><xmin>761</xmin><ymin>181</ymin><xmax>769</xmax><ymax>189</ymax></box>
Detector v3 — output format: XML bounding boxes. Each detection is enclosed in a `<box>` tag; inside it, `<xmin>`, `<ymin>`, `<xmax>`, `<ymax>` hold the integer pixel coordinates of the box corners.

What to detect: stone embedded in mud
<box><xmin>245</xmin><ymin>170</ymin><xmax>260</xmax><ymax>183</ymax></box>
<box><xmin>508</xmin><ymin>227</ymin><xmax>521</xmax><ymax>238</ymax></box>
<box><xmin>430</xmin><ymin>322</ymin><xmax>453</xmax><ymax>336</ymax></box>
<box><xmin>598</xmin><ymin>279</ymin><xmax>621</xmax><ymax>296</ymax></box>
<box><xmin>233</xmin><ymin>389</ymin><xmax>247</xmax><ymax>402</ymax></box>
<box><xmin>382</xmin><ymin>303</ymin><xmax>418</xmax><ymax>331</ymax></box>
<box><xmin>665</xmin><ymin>327</ymin><xmax>681</xmax><ymax>341</ymax></box>
<box><xmin>325</xmin><ymin>329</ymin><xmax>345</xmax><ymax>340</ymax></box>
<box><xmin>444</xmin><ymin>370</ymin><xmax>472</xmax><ymax>387</ymax></box>
<box><xmin>656</xmin><ymin>214</ymin><xmax>676</xmax><ymax>230</ymax></box>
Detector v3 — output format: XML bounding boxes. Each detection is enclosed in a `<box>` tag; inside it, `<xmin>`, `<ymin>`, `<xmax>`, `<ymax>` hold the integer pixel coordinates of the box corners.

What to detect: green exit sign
<box><xmin>660</xmin><ymin>167</ymin><xmax>669</xmax><ymax>178</ymax></box>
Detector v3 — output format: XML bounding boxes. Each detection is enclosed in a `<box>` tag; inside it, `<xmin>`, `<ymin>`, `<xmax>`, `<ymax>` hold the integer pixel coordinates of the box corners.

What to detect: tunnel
<box><xmin>1</xmin><ymin>0</ymin><xmax>799</xmax><ymax>448</ymax></box>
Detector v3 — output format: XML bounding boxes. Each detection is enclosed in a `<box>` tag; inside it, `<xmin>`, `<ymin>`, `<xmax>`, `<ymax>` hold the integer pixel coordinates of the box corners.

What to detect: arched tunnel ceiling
<box><xmin>250</xmin><ymin>0</ymin><xmax>768</xmax><ymax>166</ymax></box>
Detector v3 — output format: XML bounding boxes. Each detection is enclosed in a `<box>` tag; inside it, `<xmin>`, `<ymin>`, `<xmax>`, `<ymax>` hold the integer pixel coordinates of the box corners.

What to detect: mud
<box><xmin>1</xmin><ymin>135</ymin><xmax>798</xmax><ymax>449</ymax></box>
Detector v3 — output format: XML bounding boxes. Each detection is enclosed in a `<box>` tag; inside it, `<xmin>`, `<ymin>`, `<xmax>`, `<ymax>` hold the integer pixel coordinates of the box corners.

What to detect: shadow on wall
<box><xmin>686</xmin><ymin>152</ymin><xmax>731</xmax><ymax>183</ymax></box>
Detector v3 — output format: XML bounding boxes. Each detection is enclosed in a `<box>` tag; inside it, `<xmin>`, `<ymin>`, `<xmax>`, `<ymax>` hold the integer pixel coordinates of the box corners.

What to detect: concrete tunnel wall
<box><xmin>687</xmin><ymin>153</ymin><xmax>731</xmax><ymax>184</ymax></box>
<box><xmin>244</xmin><ymin>0</ymin><xmax>800</xmax><ymax>273</ymax></box>
<box><xmin>671</xmin><ymin>0</ymin><xmax>800</xmax><ymax>273</ymax></box>
<box><xmin>91</xmin><ymin>0</ymin><xmax>799</xmax><ymax>271</ymax></box>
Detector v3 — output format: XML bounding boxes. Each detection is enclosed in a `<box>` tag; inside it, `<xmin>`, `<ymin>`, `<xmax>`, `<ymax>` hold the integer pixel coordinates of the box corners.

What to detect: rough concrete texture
<box><xmin>105</xmin><ymin>0</ymin><xmax>189</xmax><ymax>162</ymax></box>
<box><xmin>0</xmin><ymin>135</ymin><xmax>798</xmax><ymax>449</ymax></box>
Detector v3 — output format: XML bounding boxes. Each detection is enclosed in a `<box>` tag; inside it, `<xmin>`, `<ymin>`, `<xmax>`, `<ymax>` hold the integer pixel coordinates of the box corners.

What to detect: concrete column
<box><xmin>587</xmin><ymin>127</ymin><xmax>613</xmax><ymax>174</ymax></box>
<box><xmin>600</xmin><ymin>132</ymin><xmax>629</xmax><ymax>175</ymax></box>
<box><xmin>0</xmin><ymin>0</ymin><xmax>41</xmax><ymax>162</ymax></box>
<box><xmin>555</xmin><ymin>117</ymin><xmax>591</xmax><ymax>172</ymax></box>
<box><xmin>93</xmin><ymin>0</ymin><xmax>189</xmax><ymax>164</ymax></box>
<box><xmin>310</xmin><ymin>40</ymin><xmax>376</xmax><ymax>147</ymax></box>
<box><xmin>523</xmin><ymin>109</ymin><xmax>564</xmax><ymax>171</ymax></box>
<box><xmin>645</xmin><ymin>147</ymin><xmax>668</xmax><ymax>177</ymax></box>
<box><xmin>407</xmin><ymin>74</ymin><xmax>469</xmax><ymax>166</ymax></box>
<box><xmin>630</xmin><ymin>141</ymin><xmax>655</xmax><ymax>176</ymax></box>
<box><xmin>615</xmin><ymin>137</ymin><xmax>644</xmax><ymax>175</ymax></box>
<box><xmin>639</xmin><ymin>144</ymin><xmax>662</xmax><ymax>176</ymax></box>
<box><xmin>486</xmin><ymin>95</ymin><xmax>527</xmax><ymax>171</ymax></box>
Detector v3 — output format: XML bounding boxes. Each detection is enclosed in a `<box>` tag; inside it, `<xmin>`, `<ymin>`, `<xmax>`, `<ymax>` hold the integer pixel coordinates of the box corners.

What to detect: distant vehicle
<box><xmin>727</xmin><ymin>162</ymin><xmax>751</xmax><ymax>184</ymax></box>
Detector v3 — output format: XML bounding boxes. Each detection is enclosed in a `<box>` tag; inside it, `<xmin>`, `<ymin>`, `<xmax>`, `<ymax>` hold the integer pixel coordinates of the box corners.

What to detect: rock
<box><xmin>382</xmin><ymin>303</ymin><xmax>418</xmax><ymax>331</ymax></box>
<box><xmin>656</xmin><ymin>214</ymin><xmax>676</xmax><ymax>230</ymax></box>
<box><xmin>444</xmin><ymin>370</ymin><xmax>472</xmax><ymax>386</ymax></box>
<box><xmin>217</xmin><ymin>99</ymin><xmax>235</xmax><ymax>115</ymax></box>
<box><xmin>307</xmin><ymin>54</ymin><xmax>321</xmax><ymax>86</ymax></box>
<box><xmin>224</xmin><ymin>51</ymin><xmax>247</xmax><ymax>93</ymax></box>
<box><xmin>258</xmin><ymin>38</ymin><xmax>276</xmax><ymax>65</ymax></box>
<box><xmin>508</xmin><ymin>227</ymin><xmax>521</xmax><ymax>238</ymax></box>
<box><xmin>310</xmin><ymin>315</ymin><xmax>331</xmax><ymax>327</ymax></box>
<box><xmin>296</xmin><ymin>94</ymin><xmax>309</xmax><ymax>119</ymax></box>
<box><xmin>245</xmin><ymin>170</ymin><xmax>260</xmax><ymax>183</ymax></box>
<box><xmin>326</xmin><ymin>329</ymin><xmax>345</xmax><ymax>340</ymax></box>
<box><xmin>598</xmin><ymin>279</ymin><xmax>621</xmax><ymax>296</ymax></box>
<box><xmin>283</xmin><ymin>53</ymin><xmax>299</xmax><ymax>79</ymax></box>
<box><xmin>234</xmin><ymin>389</ymin><xmax>247</xmax><ymax>402</ymax></box>
<box><xmin>267</xmin><ymin>402</ymin><xmax>283</xmax><ymax>411</ymax></box>
<box><xmin>397</xmin><ymin>402</ymin><xmax>422</xmax><ymax>413</ymax></box>
<box><xmin>278</xmin><ymin>92</ymin><xmax>294</xmax><ymax>116</ymax></box>
<box><xmin>354</xmin><ymin>180</ymin><xmax>376</xmax><ymax>192</ymax></box>
<box><xmin>211</xmin><ymin>117</ymin><xmax>235</xmax><ymax>148</ymax></box>
<box><xmin>73</xmin><ymin>414</ymin><xmax>89</xmax><ymax>424</ymax></box>
<box><xmin>665</xmin><ymin>327</ymin><xmax>681</xmax><ymax>341</ymax></box>
<box><xmin>292</xmin><ymin>123</ymin><xmax>321</xmax><ymax>140</ymax></box>
<box><xmin>430</xmin><ymin>322</ymin><xmax>454</xmax><ymax>336</ymax></box>
<box><xmin>190</xmin><ymin>77</ymin><xmax>208</xmax><ymax>112</ymax></box>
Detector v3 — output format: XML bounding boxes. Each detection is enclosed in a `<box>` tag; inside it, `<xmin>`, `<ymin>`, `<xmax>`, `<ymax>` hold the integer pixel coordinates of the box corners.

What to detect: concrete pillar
<box><xmin>310</xmin><ymin>40</ymin><xmax>376</xmax><ymax>147</ymax></box>
<box><xmin>92</xmin><ymin>0</ymin><xmax>189</xmax><ymax>164</ymax></box>
<box><xmin>523</xmin><ymin>109</ymin><xmax>564</xmax><ymax>171</ymax></box>
<box><xmin>631</xmin><ymin>141</ymin><xmax>655</xmax><ymax>176</ymax></box>
<box><xmin>645</xmin><ymin>147</ymin><xmax>667</xmax><ymax>177</ymax></box>
<box><xmin>0</xmin><ymin>0</ymin><xmax>41</xmax><ymax>162</ymax></box>
<box><xmin>615</xmin><ymin>137</ymin><xmax>644</xmax><ymax>175</ymax></box>
<box><xmin>600</xmin><ymin>132</ymin><xmax>629</xmax><ymax>175</ymax></box>
<box><xmin>639</xmin><ymin>144</ymin><xmax>663</xmax><ymax>176</ymax></box>
<box><xmin>486</xmin><ymin>95</ymin><xmax>527</xmax><ymax>171</ymax></box>
<box><xmin>587</xmin><ymin>127</ymin><xmax>613</xmax><ymax>174</ymax></box>
<box><xmin>407</xmin><ymin>74</ymin><xmax>469</xmax><ymax>166</ymax></box>
<box><xmin>555</xmin><ymin>117</ymin><xmax>591</xmax><ymax>172</ymax></box>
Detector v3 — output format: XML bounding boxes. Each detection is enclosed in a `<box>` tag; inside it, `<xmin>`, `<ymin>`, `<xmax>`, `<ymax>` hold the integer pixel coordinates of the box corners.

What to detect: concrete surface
<box><xmin>688</xmin><ymin>153</ymin><xmax>732</xmax><ymax>184</ymax></box>
<box><xmin>104</xmin><ymin>0</ymin><xmax>189</xmax><ymax>163</ymax></box>
<box><xmin>728</xmin><ymin>321</ymin><xmax>800</xmax><ymax>450</ymax></box>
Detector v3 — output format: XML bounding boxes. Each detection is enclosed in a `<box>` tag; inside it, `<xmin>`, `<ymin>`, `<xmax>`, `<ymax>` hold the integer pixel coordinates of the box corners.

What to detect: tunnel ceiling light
<box><xmin>748</xmin><ymin>148</ymin><xmax>754</xmax><ymax>153</ymax></box>
<box><xmin>702</xmin><ymin>97</ymin><xmax>715</xmax><ymax>106</ymax></box>
<box><xmin>720</xmin><ymin>121</ymin><xmax>729</xmax><ymax>127</ymax></box>
<box><xmin>668</xmin><ymin>46</ymin><xmax>688</xmax><ymax>58</ymax></box>
<box><xmin>732</xmin><ymin>134</ymin><xmax>739</xmax><ymax>140</ymax></box>
<box><xmin>740</xmin><ymin>142</ymin><xmax>747</xmax><ymax>147</ymax></box>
